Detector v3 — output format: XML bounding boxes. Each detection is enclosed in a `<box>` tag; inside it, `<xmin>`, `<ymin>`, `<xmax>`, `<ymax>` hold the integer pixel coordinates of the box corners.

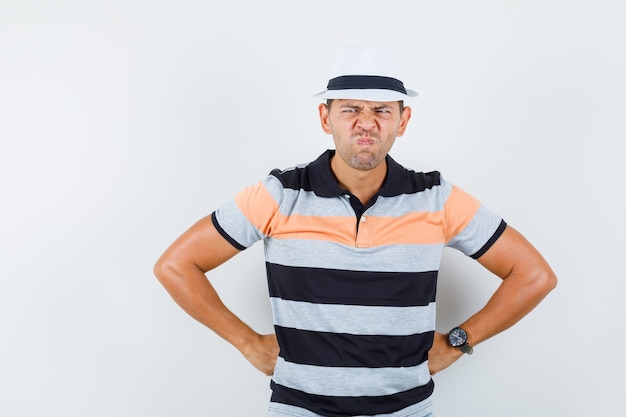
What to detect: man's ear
<box><xmin>318</xmin><ymin>103</ymin><xmax>332</xmax><ymax>134</ymax></box>
<box><xmin>396</xmin><ymin>106</ymin><xmax>412</xmax><ymax>137</ymax></box>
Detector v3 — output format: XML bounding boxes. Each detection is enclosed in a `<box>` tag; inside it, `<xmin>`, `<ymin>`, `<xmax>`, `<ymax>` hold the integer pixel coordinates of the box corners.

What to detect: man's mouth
<box><xmin>355</xmin><ymin>136</ymin><xmax>377</xmax><ymax>145</ymax></box>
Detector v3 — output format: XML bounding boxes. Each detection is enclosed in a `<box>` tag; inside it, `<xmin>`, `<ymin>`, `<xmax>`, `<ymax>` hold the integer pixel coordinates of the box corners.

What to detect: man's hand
<box><xmin>155</xmin><ymin>217</ymin><xmax>280</xmax><ymax>376</ymax></box>
<box><xmin>241</xmin><ymin>333</ymin><xmax>280</xmax><ymax>376</ymax></box>
<box><xmin>428</xmin><ymin>332</ymin><xmax>463</xmax><ymax>375</ymax></box>
<box><xmin>428</xmin><ymin>226</ymin><xmax>557</xmax><ymax>376</ymax></box>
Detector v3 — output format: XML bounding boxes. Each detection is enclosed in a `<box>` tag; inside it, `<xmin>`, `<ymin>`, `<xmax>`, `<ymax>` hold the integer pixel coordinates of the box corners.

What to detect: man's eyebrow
<box><xmin>337</xmin><ymin>103</ymin><xmax>394</xmax><ymax>111</ymax></box>
<box><xmin>338</xmin><ymin>103</ymin><xmax>393</xmax><ymax>109</ymax></box>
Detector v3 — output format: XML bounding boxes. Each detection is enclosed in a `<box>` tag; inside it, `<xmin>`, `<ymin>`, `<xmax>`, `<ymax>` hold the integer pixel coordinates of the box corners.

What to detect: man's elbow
<box><xmin>153</xmin><ymin>255</ymin><xmax>177</xmax><ymax>287</ymax></box>
<box><xmin>536</xmin><ymin>267</ymin><xmax>558</xmax><ymax>297</ymax></box>
<box><xmin>153</xmin><ymin>259</ymin><xmax>163</xmax><ymax>282</ymax></box>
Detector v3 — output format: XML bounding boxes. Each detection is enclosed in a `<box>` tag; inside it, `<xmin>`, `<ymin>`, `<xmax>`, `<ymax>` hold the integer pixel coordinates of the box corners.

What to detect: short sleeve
<box><xmin>212</xmin><ymin>176</ymin><xmax>284</xmax><ymax>249</ymax></box>
<box><xmin>442</xmin><ymin>179</ymin><xmax>506</xmax><ymax>258</ymax></box>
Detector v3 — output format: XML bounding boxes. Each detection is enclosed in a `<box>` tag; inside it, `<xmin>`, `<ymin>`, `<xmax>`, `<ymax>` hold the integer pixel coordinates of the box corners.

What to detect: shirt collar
<box><xmin>308</xmin><ymin>149</ymin><xmax>408</xmax><ymax>198</ymax></box>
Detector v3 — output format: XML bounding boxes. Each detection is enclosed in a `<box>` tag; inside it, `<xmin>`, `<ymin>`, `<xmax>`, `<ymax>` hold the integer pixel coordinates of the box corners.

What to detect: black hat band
<box><xmin>326</xmin><ymin>75</ymin><xmax>407</xmax><ymax>94</ymax></box>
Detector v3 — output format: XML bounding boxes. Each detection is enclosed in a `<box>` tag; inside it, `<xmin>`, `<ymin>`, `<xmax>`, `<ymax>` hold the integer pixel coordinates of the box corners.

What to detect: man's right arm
<box><xmin>153</xmin><ymin>214</ymin><xmax>279</xmax><ymax>376</ymax></box>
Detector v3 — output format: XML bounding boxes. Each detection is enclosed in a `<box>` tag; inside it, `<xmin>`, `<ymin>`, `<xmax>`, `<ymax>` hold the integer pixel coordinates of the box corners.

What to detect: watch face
<box><xmin>449</xmin><ymin>327</ymin><xmax>468</xmax><ymax>347</ymax></box>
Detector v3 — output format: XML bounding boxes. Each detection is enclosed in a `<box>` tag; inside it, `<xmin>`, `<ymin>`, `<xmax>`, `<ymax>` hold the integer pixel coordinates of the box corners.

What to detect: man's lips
<box><xmin>355</xmin><ymin>137</ymin><xmax>377</xmax><ymax>145</ymax></box>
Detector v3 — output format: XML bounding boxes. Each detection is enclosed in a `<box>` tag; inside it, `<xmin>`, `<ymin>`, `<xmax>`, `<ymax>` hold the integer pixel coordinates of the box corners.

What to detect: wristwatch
<box><xmin>448</xmin><ymin>326</ymin><xmax>473</xmax><ymax>355</ymax></box>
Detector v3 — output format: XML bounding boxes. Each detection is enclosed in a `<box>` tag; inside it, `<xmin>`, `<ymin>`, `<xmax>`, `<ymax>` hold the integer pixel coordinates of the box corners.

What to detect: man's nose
<box><xmin>356</xmin><ymin>111</ymin><xmax>377</xmax><ymax>129</ymax></box>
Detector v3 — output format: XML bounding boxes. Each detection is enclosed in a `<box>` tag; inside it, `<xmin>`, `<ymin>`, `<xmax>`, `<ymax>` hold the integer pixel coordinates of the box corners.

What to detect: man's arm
<box><xmin>153</xmin><ymin>215</ymin><xmax>279</xmax><ymax>376</ymax></box>
<box><xmin>429</xmin><ymin>225</ymin><xmax>558</xmax><ymax>374</ymax></box>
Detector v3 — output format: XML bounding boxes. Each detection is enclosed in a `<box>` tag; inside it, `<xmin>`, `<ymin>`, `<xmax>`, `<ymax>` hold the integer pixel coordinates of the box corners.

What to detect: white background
<box><xmin>1</xmin><ymin>1</ymin><xmax>624</xmax><ymax>416</ymax></box>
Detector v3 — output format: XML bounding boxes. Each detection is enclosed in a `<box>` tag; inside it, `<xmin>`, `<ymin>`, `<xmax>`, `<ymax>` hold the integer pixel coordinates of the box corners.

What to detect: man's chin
<box><xmin>348</xmin><ymin>155</ymin><xmax>383</xmax><ymax>171</ymax></box>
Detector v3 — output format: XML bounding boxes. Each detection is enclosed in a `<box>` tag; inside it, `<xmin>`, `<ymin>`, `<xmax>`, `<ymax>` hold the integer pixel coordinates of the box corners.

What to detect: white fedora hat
<box><xmin>314</xmin><ymin>47</ymin><xmax>418</xmax><ymax>101</ymax></box>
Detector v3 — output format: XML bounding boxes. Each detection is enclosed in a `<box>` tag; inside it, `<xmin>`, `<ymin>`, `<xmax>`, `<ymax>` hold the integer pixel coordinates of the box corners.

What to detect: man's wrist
<box><xmin>448</xmin><ymin>326</ymin><xmax>474</xmax><ymax>355</ymax></box>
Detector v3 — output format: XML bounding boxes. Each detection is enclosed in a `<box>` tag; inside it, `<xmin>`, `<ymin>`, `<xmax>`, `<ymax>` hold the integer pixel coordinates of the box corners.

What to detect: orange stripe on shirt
<box><xmin>234</xmin><ymin>182</ymin><xmax>281</xmax><ymax>236</ymax></box>
<box><xmin>270</xmin><ymin>211</ymin><xmax>448</xmax><ymax>248</ymax></box>
<box><xmin>443</xmin><ymin>186</ymin><xmax>481</xmax><ymax>243</ymax></box>
<box><xmin>271</xmin><ymin>214</ymin><xmax>357</xmax><ymax>246</ymax></box>
<box><xmin>356</xmin><ymin>211</ymin><xmax>447</xmax><ymax>247</ymax></box>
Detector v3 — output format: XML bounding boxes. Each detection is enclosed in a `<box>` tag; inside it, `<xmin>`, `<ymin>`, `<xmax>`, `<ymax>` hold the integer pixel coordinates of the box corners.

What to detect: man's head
<box><xmin>319</xmin><ymin>98</ymin><xmax>411</xmax><ymax>171</ymax></box>
<box><xmin>315</xmin><ymin>47</ymin><xmax>415</xmax><ymax>172</ymax></box>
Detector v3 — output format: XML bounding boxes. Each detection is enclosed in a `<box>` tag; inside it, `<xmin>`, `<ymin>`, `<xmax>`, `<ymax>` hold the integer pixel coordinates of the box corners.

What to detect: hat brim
<box><xmin>313</xmin><ymin>88</ymin><xmax>418</xmax><ymax>102</ymax></box>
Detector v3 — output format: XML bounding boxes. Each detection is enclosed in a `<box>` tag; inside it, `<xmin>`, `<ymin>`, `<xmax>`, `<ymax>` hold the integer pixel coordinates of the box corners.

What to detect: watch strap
<box><xmin>459</xmin><ymin>343</ymin><xmax>473</xmax><ymax>355</ymax></box>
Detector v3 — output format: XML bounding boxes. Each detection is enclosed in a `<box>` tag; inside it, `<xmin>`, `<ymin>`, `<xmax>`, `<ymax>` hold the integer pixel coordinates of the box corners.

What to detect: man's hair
<box><xmin>326</xmin><ymin>99</ymin><xmax>405</xmax><ymax>113</ymax></box>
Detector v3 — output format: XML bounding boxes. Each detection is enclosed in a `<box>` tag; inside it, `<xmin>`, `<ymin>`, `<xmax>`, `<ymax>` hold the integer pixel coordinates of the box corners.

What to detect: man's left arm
<box><xmin>429</xmin><ymin>225</ymin><xmax>558</xmax><ymax>374</ymax></box>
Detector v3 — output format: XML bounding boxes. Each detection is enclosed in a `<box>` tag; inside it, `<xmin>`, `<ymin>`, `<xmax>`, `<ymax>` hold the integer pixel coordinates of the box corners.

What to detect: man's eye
<box><xmin>376</xmin><ymin>109</ymin><xmax>391</xmax><ymax>113</ymax></box>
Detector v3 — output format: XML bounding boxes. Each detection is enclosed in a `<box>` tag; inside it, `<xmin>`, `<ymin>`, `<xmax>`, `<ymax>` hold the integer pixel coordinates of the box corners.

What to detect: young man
<box><xmin>154</xmin><ymin>47</ymin><xmax>557</xmax><ymax>417</ymax></box>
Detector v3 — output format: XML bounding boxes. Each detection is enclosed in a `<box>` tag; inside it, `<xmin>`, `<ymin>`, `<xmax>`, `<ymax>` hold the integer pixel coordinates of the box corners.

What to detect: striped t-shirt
<box><xmin>212</xmin><ymin>150</ymin><xmax>506</xmax><ymax>417</ymax></box>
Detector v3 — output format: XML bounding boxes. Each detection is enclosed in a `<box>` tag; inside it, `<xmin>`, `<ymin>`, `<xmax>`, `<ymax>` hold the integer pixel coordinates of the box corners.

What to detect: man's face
<box><xmin>319</xmin><ymin>99</ymin><xmax>411</xmax><ymax>171</ymax></box>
